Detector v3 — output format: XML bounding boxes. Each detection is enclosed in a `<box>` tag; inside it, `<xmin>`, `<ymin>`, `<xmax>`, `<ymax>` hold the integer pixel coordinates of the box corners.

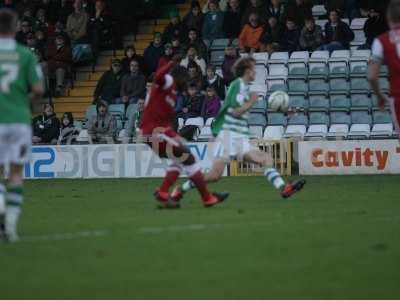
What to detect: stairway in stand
<box><xmin>53</xmin><ymin>1</ymin><xmax>193</xmax><ymax>120</ymax></box>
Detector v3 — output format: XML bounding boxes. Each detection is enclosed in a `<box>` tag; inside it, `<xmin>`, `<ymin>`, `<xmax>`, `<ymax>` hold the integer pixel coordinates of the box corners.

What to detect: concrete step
<box><xmin>54</xmin><ymin>102</ymin><xmax>90</xmax><ymax>113</ymax></box>
<box><xmin>68</xmin><ymin>87</ymin><xmax>95</xmax><ymax>97</ymax></box>
<box><xmin>55</xmin><ymin>96</ymin><xmax>93</xmax><ymax>103</ymax></box>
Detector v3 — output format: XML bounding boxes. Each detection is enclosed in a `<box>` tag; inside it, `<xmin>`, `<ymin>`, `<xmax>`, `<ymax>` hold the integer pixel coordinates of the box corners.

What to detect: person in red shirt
<box><xmin>369</xmin><ymin>0</ymin><xmax>400</xmax><ymax>134</ymax></box>
<box><xmin>140</xmin><ymin>56</ymin><xmax>228</xmax><ymax>208</ymax></box>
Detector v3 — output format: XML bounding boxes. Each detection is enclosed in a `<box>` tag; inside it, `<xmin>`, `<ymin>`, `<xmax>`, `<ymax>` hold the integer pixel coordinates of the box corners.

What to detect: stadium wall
<box><xmin>299</xmin><ymin>140</ymin><xmax>400</xmax><ymax>175</ymax></box>
<box><xmin>25</xmin><ymin>143</ymin><xmax>223</xmax><ymax>179</ymax></box>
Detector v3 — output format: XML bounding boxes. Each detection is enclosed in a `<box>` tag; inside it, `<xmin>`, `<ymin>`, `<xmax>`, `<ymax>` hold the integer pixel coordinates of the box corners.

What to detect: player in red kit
<box><xmin>369</xmin><ymin>1</ymin><xmax>400</xmax><ymax>135</ymax></box>
<box><xmin>140</xmin><ymin>57</ymin><xmax>228</xmax><ymax>208</ymax></box>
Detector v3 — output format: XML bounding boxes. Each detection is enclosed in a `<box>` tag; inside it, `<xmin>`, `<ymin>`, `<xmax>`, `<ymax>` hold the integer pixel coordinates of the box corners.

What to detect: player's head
<box><xmin>170</xmin><ymin>65</ymin><xmax>189</xmax><ymax>92</ymax></box>
<box><xmin>387</xmin><ymin>1</ymin><xmax>400</xmax><ymax>28</ymax></box>
<box><xmin>0</xmin><ymin>9</ymin><xmax>18</xmax><ymax>37</ymax></box>
<box><xmin>233</xmin><ymin>57</ymin><xmax>256</xmax><ymax>82</ymax></box>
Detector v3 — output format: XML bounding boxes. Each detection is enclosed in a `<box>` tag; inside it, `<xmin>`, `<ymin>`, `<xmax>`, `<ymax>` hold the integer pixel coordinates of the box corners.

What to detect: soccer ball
<box><xmin>268</xmin><ymin>91</ymin><xmax>289</xmax><ymax>112</ymax></box>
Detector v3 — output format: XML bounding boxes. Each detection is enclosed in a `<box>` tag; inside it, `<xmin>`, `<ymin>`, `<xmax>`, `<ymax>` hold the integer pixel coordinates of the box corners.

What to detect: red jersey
<box><xmin>140</xmin><ymin>62</ymin><xmax>177</xmax><ymax>135</ymax></box>
<box><xmin>373</xmin><ymin>29</ymin><xmax>400</xmax><ymax>97</ymax></box>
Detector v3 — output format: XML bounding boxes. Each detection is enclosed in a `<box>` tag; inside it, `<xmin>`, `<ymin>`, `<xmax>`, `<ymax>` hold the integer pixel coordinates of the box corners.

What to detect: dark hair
<box><xmin>305</xmin><ymin>16</ymin><xmax>315</xmax><ymax>23</ymax></box>
<box><xmin>233</xmin><ymin>57</ymin><xmax>256</xmax><ymax>78</ymax></box>
<box><xmin>125</xmin><ymin>45</ymin><xmax>136</xmax><ymax>56</ymax></box>
<box><xmin>96</xmin><ymin>100</ymin><xmax>108</xmax><ymax>113</ymax></box>
<box><xmin>207</xmin><ymin>64</ymin><xmax>216</xmax><ymax>72</ymax></box>
<box><xmin>62</xmin><ymin>112</ymin><xmax>74</xmax><ymax>128</ymax></box>
<box><xmin>0</xmin><ymin>9</ymin><xmax>17</xmax><ymax>35</ymax></box>
<box><xmin>388</xmin><ymin>1</ymin><xmax>400</xmax><ymax>23</ymax></box>
<box><xmin>170</xmin><ymin>65</ymin><xmax>189</xmax><ymax>92</ymax></box>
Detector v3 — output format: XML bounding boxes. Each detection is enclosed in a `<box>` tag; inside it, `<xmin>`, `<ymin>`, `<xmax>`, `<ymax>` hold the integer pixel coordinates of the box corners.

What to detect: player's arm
<box><xmin>368</xmin><ymin>38</ymin><xmax>387</xmax><ymax>111</ymax></box>
<box><xmin>230</xmin><ymin>92</ymin><xmax>258</xmax><ymax>117</ymax></box>
<box><xmin>153</xmin><ymin>54</ymin><xmax>182</xmax><ymax>87</ymax></box>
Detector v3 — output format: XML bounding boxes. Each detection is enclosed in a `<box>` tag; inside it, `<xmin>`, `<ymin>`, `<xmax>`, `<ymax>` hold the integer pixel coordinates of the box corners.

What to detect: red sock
<box><xmin>159</xmin><ymin>170</ymin><xmax>180</xmax><ymax>193</ymax></box>
<box><xmin>190</xmin><ymin>171</ymin><xmax>211</xmax><ymax>201</ymax></box>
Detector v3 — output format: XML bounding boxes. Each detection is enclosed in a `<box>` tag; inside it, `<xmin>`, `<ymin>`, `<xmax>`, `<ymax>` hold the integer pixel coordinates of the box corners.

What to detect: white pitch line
<box><xmin>20</xmin><ymin>229</ymin><xmax>110</xmax><ymax>243</ymax></box>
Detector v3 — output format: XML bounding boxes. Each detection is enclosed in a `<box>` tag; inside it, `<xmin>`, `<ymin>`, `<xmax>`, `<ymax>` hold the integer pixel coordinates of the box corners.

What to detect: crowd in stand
<box><xmin>0</xmin><ymin>0</ymin><xmax>390</xmax><ymax>144</ymax></box>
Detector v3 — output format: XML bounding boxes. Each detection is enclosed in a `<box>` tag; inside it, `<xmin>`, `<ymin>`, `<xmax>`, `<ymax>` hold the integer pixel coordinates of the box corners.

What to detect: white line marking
<box><xmin>20</xmin><ymin>230</ymin><xmax>110</xmax><ymax>243</ymax></box>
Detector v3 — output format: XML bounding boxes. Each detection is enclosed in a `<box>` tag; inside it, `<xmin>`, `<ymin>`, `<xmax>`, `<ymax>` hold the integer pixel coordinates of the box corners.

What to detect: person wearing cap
<box><xmin>93</xmin><ymin>58</ymin><xmax>123</xmax><ymax>104</ymax></box>
<box><xmin>143</xmin><ymin>32</ymin><xmax>165</xmax><ymax>76</ymax></box>
<box><xmin>88</xmin><ymin>100</ymin><xmax>117</xmax><ymax>144</ymax></box>
<box><xmin>46</xmin><ymin>33</ymin><xmax>72</xmax><ymax>97</ymax></box>
<box><xmin>32</xmin><ymin>104</ymin><xmax>61</xmax><ymax>145</ymax></box>
<box><xmin>202</xmin><ymin>0</ymin><xmax>225</xmax><ymax>40</ymax></box>
<box><xmin>162</xmin><ymin>9</ymin><xmax>186</xmax><ymax>44</ymax></box>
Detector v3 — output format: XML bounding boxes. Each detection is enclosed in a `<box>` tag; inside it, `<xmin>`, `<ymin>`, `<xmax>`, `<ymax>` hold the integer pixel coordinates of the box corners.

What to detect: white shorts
<box><xmin>0</xmin><ymin>124</ymin><xmax>32</xmax><ymax>166</ymax></box>
<box><xmin>214</xmin><ymin>130</ymin><xmax>255</xmax><ymax>161</ymax></box>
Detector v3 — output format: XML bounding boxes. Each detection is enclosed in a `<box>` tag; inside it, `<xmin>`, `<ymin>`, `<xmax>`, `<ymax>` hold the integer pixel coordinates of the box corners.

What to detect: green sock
<box><xmin>264</xmin><ymin>168</ymin><xmax>286</xmax><ymax>191</ymax></box>
<box><xmin>5</xmin><ymin>185</ymin><xmax>24</xmax><ymax>240</ymax></box>
<box><xmin>181</xmin><ymin>180</ymin><xmax>195</xmax><ymax>193</ymax></box>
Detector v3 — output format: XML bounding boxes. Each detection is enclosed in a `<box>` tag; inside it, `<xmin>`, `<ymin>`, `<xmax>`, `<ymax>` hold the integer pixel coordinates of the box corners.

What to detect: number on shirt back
<box><xmin>0</xmin><ymin>63</ymin><xmax>19</xmax><ymax>93</ymax></box>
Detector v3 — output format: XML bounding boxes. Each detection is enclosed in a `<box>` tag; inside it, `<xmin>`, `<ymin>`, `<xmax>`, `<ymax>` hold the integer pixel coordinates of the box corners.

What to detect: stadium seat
<box><xmin>351</xmin><ymin>29</ymin><xmax>366</xmax><ymax>46</ymax></box>
<box><xmin>350</xmin><ymin>93</ymin><xmax>372</xmax><ymax>111</ymax></box>
<box><xmin>210</xmin><ymin>38</ymin><xmax>230</xmax><ymax>51</ymax></box>
<box><xmin>288</xmin><ymin>64</ymin><xmax>308</xmax><ymax>78</ymax></box>
<box><xmin>185</xmin><ymin>117</ymin><xmax>204</xmax><ymax>128</ymax></box>
<box><xmin>371</xmin><ymin>111</ymin><xmax>394</xmax><ymax>138</ymax></box>
<box><xmin>350</xmin><ymin>60</ymin><xmax>367</xmax><ymax>77</ymax></box>
<box><xmin>85</xmin><ymin>105</ymin><xmax>97</xmax><ymax>121</ymax></box>
<box><xmin>330</xmin><ymin>94</ymin><xmax>351</xmax><ymax>112</ymax></box>
<box><xmin>309</xmin><ymin>79</ymin><xmax>329</xmax><ymax>94</ymax></box>
<box><xmin>76</xmin><ymin>129</ymin><xmax>89</xmax><ymax>143</ymax></box>
<box><xmin>350</xmin><ymin>18</ymin><xmax>368</xmax><ymax>30</ymax></box>
<box><xmin>198</xmin><ymin>126</ymin><xmax>213</xmax><ymax>141</ymax></box>
<box><xmin>310</xmin><ymin>51</ymin><xmax>330</xmax><ymax>62</ymax></box>
<box><xmin>249</xmin><ymin>126</ymin><xmax>264</xmax><ymax>139</ymax></box>
<box><xmin>210</xmin><ymin>50</ymin><xmax>225</xmax><ymax>66</ymax></box>
<box><xmin>312</xmin><ymin>5</ymin><xmax>327</xmax><ymax>17</ymax></box>
<box><xmin>342</xmin><ymin>18</ymin><xmax>350</xmax><ymax>25</ymax></box>
<box><xmin>289</xmin><ymin>51</ymin><xmax>309</xmax><ymax>63</ymax></box>
<box><xmin>108</xmin><ymin>104</ymin><xmax>125</xmax><ymax>120</ymax></box>
<box><xmin>329</xmin><ymin>63</ymin><xmax>349</xmax><ymax>78</ymax></box>
<box><xmin>309</xmin><ymin>64</ymin><xmax>329</xmax><ymax>79</ymax></box>
<box><xmin>309</xmin><ymin>95</ymin><xmax>330</xmax><ymax>112</ymax></box>
<box><xmin>264</xmin><ymin>112</ymin><xmax>286</xmax><ymax>140</ymax></box>
<box><xmin>288</xmin><ymin>95</ymin><xmax>308</xmax><ymax>111</ymax></box>
<box><xmin>327</xmin><ymin>112</ymin><xmax>351</xmax><ymax>139</ymax></box>
<box><xmin>330</xmin><ymin>78</ymin><xmax>350</xmax><ymax>93</ymax></box>
<box><xmin>305</xmin><ymin>112</ymin><xmax>329</xmax><ymax>139</ymax></box>
<box><xmin>350</xmin><ymin>77</ymin><xmax>370</xmax><ymax>92</ymax></box>
<box><xmin>252</xmin><ymin>98</ymin><xmax>267</xmax><ymax>113</ymax></box>
<box><xmin>269</xmin><ymin>52</ymin><xmax>289</xmax><ymax>64</ymax></box>
<box><xmin>284</xmin><ymin>113</ymin><xmax>308</xmax><ymax>138</ymax></box>
<box><xmin>348</xmin><ymin>111</ymin><xmax>372</xmax><ymax>139</ymax></box>
<box><xmin>379</xmin><ymin>77</ymin><xmax>390</xmax><ymax>93</ymax></box>
<box><xmin>267</xmin><ymin>64</ymin><xmax>288</xmax><ymax>79</ymax></box>
<box><xmin>252</xmin><ymin>52</ymin><xmax>269</xmax><ymax>66</ymax></box>
<box><xmin>74</xmin><ymin>120</ymin><xmax>83</xmax><ymax>129</ymax></box>
<box><xmin>248</xmin><ymin>113</ymin><xmax>267</xmax><ymax>127</ymax></box>
<box><xmin>205</xmin><ymin>117</ymin><xmax>215</xmax><ymax>126</ymax></box>
<box><xmin>371</xmin><ymin>94</ymin><xmax>391</xmax><ymax>111</ymax></box>
<box><xmin>125</xmin><ymin>103</ymin><xmax>138</xmax><ymax>119</ymax></box>
<box><xmin>255</xmin><ymin>65</ymin><xmax>268</xmax><ymax>84</ymax></box>
<box><xmin>267</xmin><ymin>80</ymin><xmax>287</xmax><ymax>93</ymax></box>
<box><xmin>288</xmin><ymin>79</ymin><xmax>308</xmax><ymax>94</ymax></box>
<box><xmin>351</xmin><ymin>49</ymin><xmax>371</xmax><ymax>59</ymax></box>
<box><xmin>331</xmin><ymin>50</ymin><xmax>351</xmax><ymax>60</ymax></box>
<box><xmin>315</xmin><ymin>19</ymin><xmax>328</xmax><ymax>28</ymax></box>
<box><xmin>380</xmin><ymin>65</ymin><xmax>389</xmax><ymax>76</ymax></box>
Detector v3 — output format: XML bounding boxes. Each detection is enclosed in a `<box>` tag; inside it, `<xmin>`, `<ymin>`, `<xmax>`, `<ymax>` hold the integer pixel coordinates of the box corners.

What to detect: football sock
<box><xmin>190</xmin><ymin>171</ymin><xmax>211</xmax><ymax>200</ymax></box>
<box><xmin>5</xmin><ymin>185</ymin><xmax>24</xmax><ymax>240</ymax></box>
<box><xmin>264</xmin><ymin>168</ymin><xmax>285</xmax><ymax>191</ymax></box>
<box><xmin>181</xmin><ymin>180</ymin><xmax>194</xmax><ymax>193</ymax></box>
<box><xmin>159</xmin><ymin>169</ymin><xmax>181</xmax><ymax>193</ymax></box>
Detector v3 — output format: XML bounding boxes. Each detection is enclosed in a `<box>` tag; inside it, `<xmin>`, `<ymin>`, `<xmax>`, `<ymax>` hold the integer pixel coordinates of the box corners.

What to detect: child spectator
<box><xmin>202</xmin><ymin>0</ymin><xmax>225</xmax><ymax>40</ymax></box>
<box><xmin>88</xmin><ymin>101</ymin><xmax>116</xmax><ymax>144</ymax></box>
<box><xmin>280</xmin><ymin>19</ymin><xmax>300</xmax><ymax>53</ymax></box>
<box><xmin>32</xmin><ymin>104</ymin><xmax>61</xmax><ymax>145</ymax></box>
<box><xmin>183</xmin><ymin>1</ymin><xmax>204</xmax><ymax>35</ymax></box>
<box><xmin>221</xmin><ymin>46</ymin><xmax>238</xmax><ymax>86</ymax></box>
<box><xmin>204</xmin><ymin>64</ymin><xmax>225</xmax><ymax>99</ymax></box>
<box><xmin>178</xmin><ymin>83</ymin><xmax>204</xmax><ymax>119</ymax></box>
<box><xmin>93</xmin><ymin>58</ymin><xmax>123</xmax><ymax>104</ymax></box>
<box><xmin>239</xmin><ymin>12</ymin><xmax>264</xmax><ymax>53</ymax></box>
<box><xmin>201</xmin><ymin>85</ymin><xmax>221</xmax><ymax>119</ymax></box>
<box><xmin>121</xmin><ymin>45</ymin><xmax>144</xmax><ymax>74</ymax></box>
<box><xmin>58</xmin><ymin>112</ymin><xmax>80</xmax><ymax>145</ymax></box>
<box><xmin>143</xmin><ymin>32</ymin><xmax>164</xmax><ymax>77</ymax></box>
<box><xmin>119</xmin><ymin>59</ymin><xmax>147</xmax><ymax>105</ymax></box>
<box><xmin>181</xmin><ymin>46</ymin><xmax>207</xmax><ymax>75</ymax></box>
<box><xmin>299</xmin><ymin>17</ymin><xmax>324</xmax><ymax>51</ymax></box>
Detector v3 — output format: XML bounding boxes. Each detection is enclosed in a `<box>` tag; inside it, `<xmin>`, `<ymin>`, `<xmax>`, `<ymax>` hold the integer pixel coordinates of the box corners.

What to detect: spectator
<box><xmin>58</xmin><ymin>0</ymin><xmax>74</xmax><ymax>24</ymax></box>
<box><xmin>125</xmin><ymin>98</ymin><xmax>145</xmax><ymax>140</ymax></box>
<box><xmin>201</xmin><ymin>85</ymin><xmax>221</xmax><ymax>119</ymax></box>
<box><xmin>181</xmin><ymin>46</ymin><xmax>207</xmax><ymax>75</ymax></box>
<box><xmin>58</xmin><ymin>112</ymin><xmax>80</xmax><ymax>145</ymax></box>
<box><xmin>178</xmin><ymin>83</ymin><xmax>204</xmax><ymax>119</ymax></box>
<box><xmin>362</xmin><ymin>8</ymin><xmax>388</xmax><ymax>48</ymax></box>
<box><xmin>286</xmin><ymin>0</ymin><xmax>313</xmax><ymax>28</ymax></box>
<box><xmin>143</xmin><ymin>32</ymin><xmax>164</xmax><ymax>77</ymax></box>
<box><xmin>93</xmin><ymin>58</ymin><xmax>123</xmax><ymax>104</ymax></box>
<box><xmin>34</xmin><ymin>8</ymin><xmax>50</xmax><ymax>33</ymax></box>
<box><xmin>171</xmin><ymin>36</ymin><xmax>184</xmax><ymax>55</ymax></box>
<box><xmin>66</xmin><ymin>0</ymin><xmax>89</xmax><ymax>44</ymax></box>
<box><xmin>222</xmin><ymin>46</ymin><xmax>238</xmax><ymax>86</ymax></box>
<box><xmin>320</xmin><ymin>9</ymin><xmax>355</xmax><ymax>52</ymax></box>
<box><xmin>47</xmin><ymin>34</ymin><xmax>73</xmax><ymax>97</ymax></box>
<box><xmin>121</xmin><ymin>45</ymin><xmax>144</xmax><ymax>74</ymax></box>
<box><xmin>16</xmin><ymin>20</ymin><xmax>33</xmax><ymax>45</ymax></box>
<box><xmin>239</xmin><ymin>12</ymin><xmax>264</xmax><ymax>53</ymax></box>
<box><xmin>158</xmin><ymin>43</ymin><xmax>174</xmax><ymax>68</ymax></box>
<box><xmin>32</xmin><ymin>104</ymin><xmax>61</xmax><ymax>145</ymax></box>
<box><xmin>202</xmin><ymin>0</ymin><xmax>228</xmax><ymax>13</ymax></box>
<box><xmin>118</xmin><ymin>60</ymin><xmax>147</xmax><ymax>105</ymax></box>
<box><xmin>204</xmin><ymin>64</ymin><xmax>225</xmax><ymax>99</ymax></box>
<box><xmin>242</xmin><ymin>0</ymin><xmax>266</xmax><ymax>26</ymax></box>
<box><xmin>162</xmin><ymin>10</ymin><xmax>187</xmax><ymax>43</ymax></box>
<box><xmin>183</xmin><ymin>1</ymin><xmax>204</xmax><ymax>35</ymax></box>
<box><xmin>52</xmin><ymin>21</ymin><xmax>71</xmax><ymax>46</ymax></box>
<box><xmin>299</xmin><ymin>17</ymin><xmax>324</xmax><ymax>51</ymax></box>
<box><xmin>35</xmin><ymin>29</ymin><xmax>47</xmax><ymax>56</ymax></box>
<box><xmin>184</xmin><ymin>29</ymin><xmax>208</xmax><ymax>60</ymax></box>
<box><xmin>223</xmin><ymin>0</ymin><xmax>243</xmax><ymax>40</ymax></box>
<box><xmin>260</xmin><ymin>16</ymin><xmax>283</xmax><ymax>53</ymax></box>
<box><xmin>88</xmin><ymin>101</ymin><xmax>117</xmax><ymax>144</ymax></box>
<box><xmin>202</xmin><ymin>0</ymin><xmax>225</xmax><ymax>41</ymax></box>
<box><xmin>280</xmin><ymin>18</ymin><xmax>300</xmax><ymax>53</ymax></box>
<box><xmin>187</xmin><ymin>62</ymin><xmax>204</xmax><ymax>90</ymax></box>
<box><xmin>88</xmin><ymin>0</ymin><xmax>113</xmax><ymax>56</ymax></box>
<box><xmin>265</xmin><ymin>0</ymin><xmax>287</xmax><ymax>25</ymax></box>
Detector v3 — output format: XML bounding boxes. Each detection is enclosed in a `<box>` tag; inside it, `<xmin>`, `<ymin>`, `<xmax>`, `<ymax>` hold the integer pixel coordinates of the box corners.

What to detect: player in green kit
<box><xmin>0</xmin><ymin>9</ymin><xmax>44</xmax><ymax>242</ymax></box>
<box><xmin>171</xmin><ymin>57</ymin><xmax>305</xmax><ymax>203</ymax></box>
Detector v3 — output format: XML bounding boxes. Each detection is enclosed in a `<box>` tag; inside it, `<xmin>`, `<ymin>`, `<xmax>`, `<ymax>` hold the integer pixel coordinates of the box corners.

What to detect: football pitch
<box><xmin>1</xmin><ymin>176</ymin><xmax>399</xmax><ymax>300</ymax></box>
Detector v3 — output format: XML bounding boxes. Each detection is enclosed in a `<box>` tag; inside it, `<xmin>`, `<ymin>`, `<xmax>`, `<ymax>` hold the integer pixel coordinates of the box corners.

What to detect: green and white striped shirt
<box><xmin>212</xmin><ymin>78</ymin><xmax>250</xmax><ymax>136</ymax></box>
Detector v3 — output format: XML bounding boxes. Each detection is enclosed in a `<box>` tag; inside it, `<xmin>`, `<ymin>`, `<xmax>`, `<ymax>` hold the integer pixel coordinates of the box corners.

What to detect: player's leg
<box><xmin>243</xmin><ymin>149</ymin><xmax>306</xmax><ymax>198</ymax></box>
<box><xmin>0</xmin><ymin>166</ymin><xmax>6</xmax><ymax>239</ymax></box>
<box><xmin>154</xmin><ymin>162</ymin><xmax>182</xmax><ymax>208</ymax></box>
<box><xmin>390</xmin><ymin>97</ymin><xmax>400</xmax><ymax>137</ymax></box>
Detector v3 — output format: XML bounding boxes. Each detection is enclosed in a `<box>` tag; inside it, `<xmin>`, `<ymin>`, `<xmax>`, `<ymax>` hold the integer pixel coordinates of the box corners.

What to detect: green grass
<box><xmin>1</xmin><ymin>176</ymin><xmax>400</xmax><ymax>300</ymax></box>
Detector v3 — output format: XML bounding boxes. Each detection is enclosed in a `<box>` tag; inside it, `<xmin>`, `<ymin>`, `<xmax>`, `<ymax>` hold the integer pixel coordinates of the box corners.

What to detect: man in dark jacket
<box><xmin>93</xmin><ymin>59</ymin><xmax>123</xmax><ymax>104</ymax></box>
<box><xmin>32</xmin><ymin>104</ymin><xmax>61</xmax><ymax>145</ymax></box>
<box><xmin>299</xmin><ymin>17</ymin><xmax>324</xmax><ymax>51</ymax></box>
<box><xmin>280</xmin><ymin>18</ymin><xmax>300</xmax><ymax>52</ymax></box>
<box><xmin>363</xmin><ymin>9</ymin><xmax>388</xmax><ymax>48</ymax></box>
<box><xmin>320</xmin><ymin>9</ymin><xmax>355</xmax><ymax>52</ymax></box>
<box><xmin>285</xmin><ymin>0</ymin><xmax>313</xmax><ymax>28</ymax></box>
<box><xmin>143</xmin><ymin>32</ymin><xmax>165</xmax><ymax>77</ymax></box>
<box><xmin>222</xmin><ymin>0</ymin><xmax>243</xmax><ymax>40</ymax></box>
<box><xmin>118</xmin><ymin>59</ymin><xmax>147</xmax><ymax>105</ymax></box>
<box><xmin>177</xmin><ymin>83</ymin><xmax>204</xmax><ymax>119</ymax></box>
